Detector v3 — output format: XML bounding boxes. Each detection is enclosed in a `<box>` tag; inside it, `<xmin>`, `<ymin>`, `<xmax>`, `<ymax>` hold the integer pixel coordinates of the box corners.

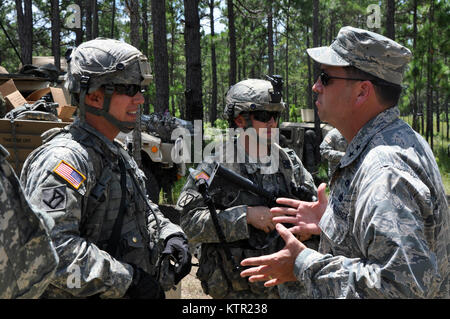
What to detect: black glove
<box><xmin>161</xmin><ymin>235</ymin><xmax>192</xmax><ymax>284</ymax></box>
<box><xmin>125</xmin><ymin>264</ymin><xmax>165</xmax><ymax>299</ymax></box>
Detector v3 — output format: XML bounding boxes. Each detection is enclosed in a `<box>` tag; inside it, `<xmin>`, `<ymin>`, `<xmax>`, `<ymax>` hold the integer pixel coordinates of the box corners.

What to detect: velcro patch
<box><xmin>53</xmin><ymin>160</ymin><xmax>86</xmax><ymax>190</ymax></box>
<box><xmin>177</xmin><ymin>192</ymin><xmax>195</xmax><ymax>207</ymax></box>
<box><xmin>42</xmin><ymin>185</ymin><xmax>67</xmax><ymax>211</ymax></box>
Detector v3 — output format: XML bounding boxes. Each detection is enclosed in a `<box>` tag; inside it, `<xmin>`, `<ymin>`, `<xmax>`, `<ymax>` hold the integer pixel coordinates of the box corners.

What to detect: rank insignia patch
<box><xmin>53</xmin><ymin>160</ymin><xmax>86</xmax><ymax>189</ymax></box>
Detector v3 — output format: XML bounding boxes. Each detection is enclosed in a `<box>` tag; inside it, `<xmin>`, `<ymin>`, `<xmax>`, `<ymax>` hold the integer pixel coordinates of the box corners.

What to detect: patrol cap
<box><xmin>306</xmin><ymin>26</ymin><xmax>412</xmax><ymax>85</ymax></box>
<box><xmin>224</xmin><ymin>79</ymin><xmax>285</xmax><ymax>120</ymax></box>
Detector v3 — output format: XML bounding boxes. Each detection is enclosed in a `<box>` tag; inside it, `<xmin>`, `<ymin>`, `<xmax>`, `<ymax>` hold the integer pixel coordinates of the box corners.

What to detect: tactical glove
<box><xmin>125</xmin><ymin>264</ymin><xmax>165</xmax><ymax>299</ymax></box>
<box><xmin>161</xmin><ymin>234</ymin><xmax>192</xmax><ymax>284</ymax></box>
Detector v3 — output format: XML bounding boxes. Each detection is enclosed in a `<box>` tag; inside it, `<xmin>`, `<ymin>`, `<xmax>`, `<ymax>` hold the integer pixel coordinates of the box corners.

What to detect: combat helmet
<box><xmin>224</xmin><ymin>75</ymin><xmax>285</xmax><ymax>121</ymax></box>
<box><xmin>65</xmin><ymin>38</ymin><xmax>152</xmax><ymax>132</ymax></box>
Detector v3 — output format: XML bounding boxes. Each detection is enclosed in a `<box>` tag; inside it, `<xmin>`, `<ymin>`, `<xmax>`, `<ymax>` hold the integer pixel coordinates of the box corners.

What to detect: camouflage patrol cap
<box><xmin>306</xmin><ymin>26</ymin><xmax>412</xmax><ymax>85</ymax></box>
<box><xmin>66</xmin><ymin>38</ymin><xmax>152</xmax><ymax>96</ymax></box>
<box><xmin>224</xmin><ymin>79</ymin><xmax>285</xmax><ymax>119</ymax></box>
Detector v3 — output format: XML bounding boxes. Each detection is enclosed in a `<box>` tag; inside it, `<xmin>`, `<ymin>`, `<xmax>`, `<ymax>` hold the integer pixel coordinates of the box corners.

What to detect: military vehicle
<box><xmin>117</xmin><ymin>112</ymin><xmax>193</xmax><ymax>204</ymax></box>
<box><xmin>279</xmin><ymin>108</ymin><xmax>333</xmax><ymax>174</ymax></box>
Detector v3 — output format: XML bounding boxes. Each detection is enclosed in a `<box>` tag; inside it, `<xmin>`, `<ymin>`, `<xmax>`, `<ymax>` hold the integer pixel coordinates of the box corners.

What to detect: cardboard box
<box><xmin>0</xmin><ymin>119</ymin><xmax>69</xmax><ymax>173</ymax></box>
<box><xmin>24</xmin><ymin>86</ymin><xmax>76</xmax><ymax>122</ymax></box>
<box><xmin>50</xmin><ymin>87</ymin><xmax>76</xmax><ymax>121</ymax></box>
<box><xmin>0</xmin><ymin>79</ymin><xmax>27</xmax><ymax>111</ymax></box>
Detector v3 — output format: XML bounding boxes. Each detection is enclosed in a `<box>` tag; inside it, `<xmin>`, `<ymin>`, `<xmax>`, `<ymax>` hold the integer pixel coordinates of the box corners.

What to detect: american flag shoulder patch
<box><xmin>195</xmin><ymin>171</ymin><xmax>210</xmax><ymax>181</ymax></box>
<box><xmin>53</xmin><ymin>160</ymin><xmax>86</xmax><ymax>190</ymax></box>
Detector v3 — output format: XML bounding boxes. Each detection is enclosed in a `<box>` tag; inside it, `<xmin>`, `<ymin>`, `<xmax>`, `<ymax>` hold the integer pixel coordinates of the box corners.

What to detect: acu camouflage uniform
<box><xmin>177</xmin><ymin>140</ymin><xmax>317</xmax><ymax>299</ymax></box>
<box><xmin>0</xmin><ymin>144</ymin><xmax>58</xmax><ymax>298</ymax></box>
<box><xmin>320</xmin><ymin>128</ymin><xmax>348</xmax><ymax>177</ymax></box>
<box><xmin>293</xmin><ymin>107</ymin><xmax>449</xmax><ymax>298</ymax></box>
<box><xmin>20</xmin><ymin>119</ymin><xmax>184</xmax><ymax>298</ymax></box>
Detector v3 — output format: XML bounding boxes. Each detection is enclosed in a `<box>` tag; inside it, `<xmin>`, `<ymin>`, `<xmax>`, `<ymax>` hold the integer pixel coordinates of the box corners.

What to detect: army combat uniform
<box><xmin>293</xmin><ymin>107</ymin><xmax>449</xmax><ymax>298</ymax></box>
<box><xmin>320</xmin><ymin>128</ymin><xmax>348</xmax><ymax>177</ymax></box>
<box><xmin>0</xmin><ymin>144</ymin><xmax>58</xmax><ymax>298</ymax></box>
<box><xmin>177</xmin><ymin>140</ymin><xmax>317</xmax><ymax>299</ymax></box>
<box><xmin>20</xmin><ymin>119</ymin><xmax>184</xmax><ymax>298</ymax></box>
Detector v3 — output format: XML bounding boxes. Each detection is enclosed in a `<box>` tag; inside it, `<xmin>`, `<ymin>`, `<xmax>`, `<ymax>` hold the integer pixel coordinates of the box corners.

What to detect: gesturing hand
<box><xmin>271</xmin><ymin>183</ymin><xmax>328</xmax><ymax>236</ymax></box>
<box><xmin>240</xmin><ymin>223</ymin><xmax>306</xmax><ymax>287</ymax></box>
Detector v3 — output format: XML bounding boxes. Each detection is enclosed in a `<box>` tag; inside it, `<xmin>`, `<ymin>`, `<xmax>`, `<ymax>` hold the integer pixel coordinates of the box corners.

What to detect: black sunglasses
<box><xmin>319</xmin><ymin>71</ymin><xmax>368</xmax><ymax>87</ymax></box>
<box><xmin>113</xmin><ymin>84</ymin><xmax>142</xmax><ymax>97</ymax></box>
<box><xmin>251</xmin><ymin>111</ymin><xmax>280</xmax><ymax>122</ymax></box>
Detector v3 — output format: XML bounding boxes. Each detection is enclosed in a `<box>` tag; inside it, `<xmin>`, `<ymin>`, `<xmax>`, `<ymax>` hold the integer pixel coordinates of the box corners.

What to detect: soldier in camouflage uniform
<box><xmin>20</xmin><ymin>38</ymin><xmax>191</xmax><ymax>298</ymax></box>
<box><xmin>320</xmin><ymin>128</ymin><xmax>348</xmax><ymax>177</ymax></box>
<box><xmin>241</xmin><ymin>26</ymin><xmax>449</xmax><ymax>298</ymax></box>
<box><xmin>1</xmin><ymin>144</ymin><xmax>59</xmax><ymax>298</ymax></box>
<box><xmin>176</xmin><ymin>78</ymin><xmax>317</xmax><ymax>299</ymax></box>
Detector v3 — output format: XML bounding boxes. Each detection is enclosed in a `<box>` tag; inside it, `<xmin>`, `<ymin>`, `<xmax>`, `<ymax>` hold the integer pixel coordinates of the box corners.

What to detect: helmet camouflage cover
<box><xmin>65</xmin><ymin>37</ymin><xmax>152</xmax><ymax>97</ymax></box>
<box><xmin>64</xmin><ymin>38</ymin><xmax>152</xmax><ymax>133</ymax></box>
<box><xmin>224</xmin><ymin>79</ymin><xmax>285</xmax><ymax>120</ymax></box>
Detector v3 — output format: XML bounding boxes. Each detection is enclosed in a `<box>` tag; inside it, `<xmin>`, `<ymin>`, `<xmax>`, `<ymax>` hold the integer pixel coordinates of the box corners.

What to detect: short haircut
<box><xmin>344</xmin><ymin>66</ymin><xmax>403</xmax><ymax>108</ymax></box>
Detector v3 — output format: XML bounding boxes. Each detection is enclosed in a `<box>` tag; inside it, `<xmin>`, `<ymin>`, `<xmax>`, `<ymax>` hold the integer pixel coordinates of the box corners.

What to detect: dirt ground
<box><xmin>158</xmin><ymin>205</ymin><xmax>210</xmax><ymax>299</ymax></box>
<box><xmin>166</xmin><ymin>257</ymin><xmax>211</xmax><ymax>299</ymax></box>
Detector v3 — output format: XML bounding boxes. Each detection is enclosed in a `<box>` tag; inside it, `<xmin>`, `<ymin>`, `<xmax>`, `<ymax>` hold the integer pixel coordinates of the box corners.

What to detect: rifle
<box><xmin>194</xmin><ymin>162</ymin><xmax>316</xmax><ymax>271</ymax></box>
<box><xmin>207</xmin><ymin>162</ymin><xmax>317</xmax><ymax>206</ymax></box>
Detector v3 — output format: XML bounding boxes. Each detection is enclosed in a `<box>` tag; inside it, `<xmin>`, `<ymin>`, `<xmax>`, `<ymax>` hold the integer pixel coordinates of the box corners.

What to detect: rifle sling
<box><xmin>106</xmin><ymin>155</ymin><xmax>128</xmax><ymax>258</ymax></box>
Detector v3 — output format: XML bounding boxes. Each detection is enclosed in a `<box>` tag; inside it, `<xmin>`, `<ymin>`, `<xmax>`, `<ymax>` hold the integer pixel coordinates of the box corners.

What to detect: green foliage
<box><xmin>1</xmin><ymin>0</ymin><xmax>448</xmax><ymax>193</ymax></box>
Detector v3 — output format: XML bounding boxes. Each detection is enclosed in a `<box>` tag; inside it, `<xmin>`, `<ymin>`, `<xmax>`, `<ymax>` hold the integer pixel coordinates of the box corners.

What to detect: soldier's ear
<box><xmin>234</xmin><ymin>115</ymin><xmax>246</xmax><ymax>128</ymax></box>
<box><xmin>85</xmin><ymin>89</ymin><xmax>104</xmax><ymax>108</ymax></box>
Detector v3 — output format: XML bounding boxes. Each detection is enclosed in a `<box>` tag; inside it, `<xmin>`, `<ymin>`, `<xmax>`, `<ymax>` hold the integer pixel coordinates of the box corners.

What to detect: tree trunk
<box><xmin>86</xmin><ymin>0</ymin><xmax>92</xmax><ymax>40</ymax></box>
<box><xmin>126</xmin><ymin>0</ymin><xmax>142</xmax><ymax>167</ymax></box>
<box><xmin>446</xmin><ymin>94</ymin><xmax>449</xmax><ymax>140</ymax></box>
<box><xmin>312</xmin><ymin>0</ymin><xmax>321</xmax><ymax>169</ymax></box>
<box><xmin>111</xmin><ymin>0</ymin><xmax>116</xmax><ymax>38</ymax></box>
<box><xmin>227</xmin><ymin>0</ymin><xmax>237</xmax><ymax>86</ymax></box>
<box><xmin>183</xmin><ymin>0</ymin><xmax>203</xmax><ymax>122</ymax></box>
<box><xmin>142</xmin><ymin>0</ymin><xmax>150</xmax><ymax>114</ymax></box>
<box><xmin>306</xmin><ymin>25</ymin><xmax>312</xmax><ymax>111</ymax></box>
<box><xmin>151</xmin><ymin>0</ymin><xmax>169</xmax><ymax>114</ymax></box>
<box><xmin>15</xmin><ymin>0</ymin><xmax>33</xmax><ymax>65</ymax></box>
<box><xmin>209</xmin><ymin>0</ymin><xmax>218</xmax><ymax>125</ymax></box>
<box><xmin>386</xmin><ymin>0</ymin><xmax>395</xmax><ymax>40</ymax></box>
<box><xmin>426</xmin><ymin>0</ymin><xmax>435</xmax><ymax>150</ymax></box>
<box><xmin>412</xmin><ymin>0</ymin><xmax>418</xmax><ymax>131</ymax></box>
<box><xmin>92</xmin><ymin>0</ymin><xmax>99</xmax><ymax>38</ymax></box>
<box><xmin>267</xmin><ymin>3</ymin><xmax>274</xmax><ymax>75</ymax></box>
<box><xmin>168</xmin><ymin>1</ymin><xmax>176</xmax><ymax>115</ymax></box>
<box><xmin>50</xmin><ymin>0</ymin><xmax>61</xmax><ymax>70</ymax></box>
<box><xmin>284</xmin><ymin>0</ymin><xmax>290</xmax><ymax>121</ymax></box>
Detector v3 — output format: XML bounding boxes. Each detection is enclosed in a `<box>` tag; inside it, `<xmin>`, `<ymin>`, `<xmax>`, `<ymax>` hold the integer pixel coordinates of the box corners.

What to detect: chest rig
<box><xmin>42</xmin><ymin>126</ymin><xmax>159</xmax><ymax>274</ymax></box>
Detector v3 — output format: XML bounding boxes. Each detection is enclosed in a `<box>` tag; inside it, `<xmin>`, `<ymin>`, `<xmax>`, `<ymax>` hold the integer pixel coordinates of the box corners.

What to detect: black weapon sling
<box><xmin>106</xmin><ymin>155</ymin><xmax>128</xmax><ymax>258</ymax></box>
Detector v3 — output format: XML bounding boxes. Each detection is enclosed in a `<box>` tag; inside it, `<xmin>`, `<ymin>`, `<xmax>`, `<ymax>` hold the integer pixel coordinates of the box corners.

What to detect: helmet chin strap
<box><xmin>80</xmin><ymin>83</ymin><xmax>136</xmax><ymax>133</ymax></box>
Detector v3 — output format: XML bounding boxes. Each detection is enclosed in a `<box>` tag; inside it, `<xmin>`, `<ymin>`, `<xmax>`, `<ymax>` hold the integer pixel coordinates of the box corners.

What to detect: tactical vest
<box><xmin>196</xmin><ymin>145</ymin><xmax>308</xmax><ymax>298</ymax></box>
<box><xmin>39</xmin><ymin>126</ymin><xmax>160</xmax><ymax>275</ymax></box>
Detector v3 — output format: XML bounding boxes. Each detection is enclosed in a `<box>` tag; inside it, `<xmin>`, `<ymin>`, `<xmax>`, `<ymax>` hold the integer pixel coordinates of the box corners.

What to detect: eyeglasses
<box><xmin>319</xmin><ymin>71</ymin><xmax>368</xmax><ymax>87</ymax></box>
<box><xmin>251</xmin><ymin>111</ymin><xmax>280</xmax><ymax>122</ymax></box>
<box><xmin>113</xmin><ymin>84</ymin><xmax>142</xmax><ymax>97</ymax></box>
